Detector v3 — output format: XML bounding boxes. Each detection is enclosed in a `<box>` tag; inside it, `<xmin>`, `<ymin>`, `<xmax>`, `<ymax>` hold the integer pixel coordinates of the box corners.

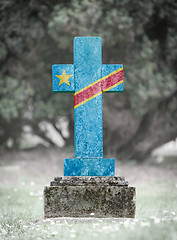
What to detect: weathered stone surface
<box><xmin>44</xmin><ymin>176</ymin><xmax>136</xmax><ymax>218</ymax></box>
<box><xmin>51</xmin><ymin>176</ymin><xmax>128</xmax><ymax>186</ymax></box>
<box><xmin>64</xmin><ymin>158</ymin><xmax>115</xmax><ymax>176</ymax></box>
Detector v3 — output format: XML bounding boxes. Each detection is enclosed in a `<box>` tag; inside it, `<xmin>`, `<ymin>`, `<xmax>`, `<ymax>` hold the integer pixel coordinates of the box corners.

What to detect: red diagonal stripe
<box><xmin>74</xmin><ymin>81</ymin><xmax>101</xmax><ymax>107</ymax></box>
<box><xmin>102</xmin><ymin>70</ymin><xmax>123</xmax><ymax>91</ymax></box>
<box><xmin>74</xmin><ymin>69</ymin><xmax>123</xmax><ymax>107</ymax></box>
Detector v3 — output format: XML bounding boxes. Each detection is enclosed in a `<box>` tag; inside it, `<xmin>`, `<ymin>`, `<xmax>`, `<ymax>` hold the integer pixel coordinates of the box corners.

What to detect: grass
<box><xmin>0</xmin><ymin>180</ymin><xmax>177</xmax><ymax>240</ymax></box>
<box><xmin>0</xmin><ymin>147</ymin><xmax>177</xmax><ymax>239</ymax></box>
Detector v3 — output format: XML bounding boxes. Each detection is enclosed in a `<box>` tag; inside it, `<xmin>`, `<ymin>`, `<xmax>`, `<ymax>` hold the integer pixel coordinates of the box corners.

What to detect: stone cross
<box><xmin>52</xmin><ymin>37</ymin><xmax>123</xmax><ymax>176</ymax></box>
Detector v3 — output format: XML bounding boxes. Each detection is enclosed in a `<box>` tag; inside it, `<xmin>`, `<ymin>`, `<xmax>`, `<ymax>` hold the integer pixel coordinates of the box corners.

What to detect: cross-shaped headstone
<box><xmin>52</xmin><ymin>37</ymin><xmax>123</xmax><ymax>176</ymax></box>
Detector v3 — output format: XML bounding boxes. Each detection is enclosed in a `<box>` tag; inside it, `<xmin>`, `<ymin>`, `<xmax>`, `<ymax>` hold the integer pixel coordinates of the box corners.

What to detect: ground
<box><xmin>0</xmin><ymin>147</ymin><xmax>177</xmax><ymax>240</ymax></box>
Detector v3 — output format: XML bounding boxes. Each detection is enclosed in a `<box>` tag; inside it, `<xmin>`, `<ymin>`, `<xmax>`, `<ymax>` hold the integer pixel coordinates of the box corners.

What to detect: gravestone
<box><xmin>44</xmin><ymin>37</ymin><xmax>136</xmax><ymax>218</ymax></box>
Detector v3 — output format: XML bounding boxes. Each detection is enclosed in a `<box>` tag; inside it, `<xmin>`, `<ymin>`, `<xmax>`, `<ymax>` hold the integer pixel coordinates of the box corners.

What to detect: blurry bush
<box><xmin>0</xmin><ymin>0</ymin><xmax>176</xmax><ymax>161</ymax></box>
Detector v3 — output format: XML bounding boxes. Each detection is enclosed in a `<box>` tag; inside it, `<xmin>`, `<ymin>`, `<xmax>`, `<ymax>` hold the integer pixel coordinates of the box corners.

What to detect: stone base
<box><xmin>64</xmin><ymin>158</ymin><xmax>115</xmax><ymax>176</ymax></box>
<box><xmin>44</xmin><ymin>177</ymin><xmax>136</xmax><ymax>218</ymax></box>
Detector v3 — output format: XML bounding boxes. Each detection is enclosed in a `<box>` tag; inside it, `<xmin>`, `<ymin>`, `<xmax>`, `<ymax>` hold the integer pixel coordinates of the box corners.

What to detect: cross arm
<box><xmin>102</xmin><ymin>64</ymin><xmax>123</xmax><ymax>92</ymax></box>
<box><xmin>52</xmin><ymin>64</ymin><xmax>75</xmax><ymax>93</ymax></box>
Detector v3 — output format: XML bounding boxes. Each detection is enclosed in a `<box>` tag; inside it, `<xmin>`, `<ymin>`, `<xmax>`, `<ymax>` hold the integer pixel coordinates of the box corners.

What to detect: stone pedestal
<box><xmin>44</xmin><ymin>177</ymin><xmax>136</xmax><ymax>218</ymax></box>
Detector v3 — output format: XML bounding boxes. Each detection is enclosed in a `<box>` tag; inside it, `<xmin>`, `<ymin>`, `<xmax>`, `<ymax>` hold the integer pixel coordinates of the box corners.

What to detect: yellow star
<box><xmin>55</xmin><ymin>69</ymin><xmax>72</xmax><ymax>86</ymax></box>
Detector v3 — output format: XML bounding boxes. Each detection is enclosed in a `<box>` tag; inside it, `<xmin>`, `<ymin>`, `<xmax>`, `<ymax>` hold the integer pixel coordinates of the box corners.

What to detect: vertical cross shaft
<box><xmin>74</xmin><ymin>37</ymin><xmax>103</xmax><ymax>159</ymax></box>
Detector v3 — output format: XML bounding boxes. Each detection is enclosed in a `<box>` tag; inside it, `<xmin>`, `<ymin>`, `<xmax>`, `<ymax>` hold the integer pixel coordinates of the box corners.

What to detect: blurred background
<box><xmin>1</xmin><ymin>2</ymin><xmax>177</xmax><ymax>238</ymax></box>
<box><xmin>0</xmin><ymin>0</ymin><xmax>177</xmax><ymax>163</ymax></box>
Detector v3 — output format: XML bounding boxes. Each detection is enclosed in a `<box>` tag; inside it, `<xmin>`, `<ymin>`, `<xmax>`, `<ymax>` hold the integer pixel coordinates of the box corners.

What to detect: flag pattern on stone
<box><xmin>52</xmin><ymin>64</ymin><xmax>75</xmax><ymax>92</ymax></box>
<box><xmin>74</xmin><ymin>66</ymin><xmax>123</xmax><ymax>108</ymax></box>
<box><xmin>52</xmin><ymin>37</ymin><xmax>123</xmax><ymax>176</ymax></box>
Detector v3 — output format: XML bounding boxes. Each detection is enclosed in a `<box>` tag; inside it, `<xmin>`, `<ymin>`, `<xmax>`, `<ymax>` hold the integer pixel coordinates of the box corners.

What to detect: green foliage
<box><xmin>0</xmin><ymin>77</ymin><xmax>34</xmax><ymax>121</ymax></box>
<box><xmin>0</xmin><ymin>0</ymin><xmax>176</xmax><ymax>148</ymax></box>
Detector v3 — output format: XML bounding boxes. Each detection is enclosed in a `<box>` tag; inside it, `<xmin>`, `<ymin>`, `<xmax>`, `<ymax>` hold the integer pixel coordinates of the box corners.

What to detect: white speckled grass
<box><xmin>0</xmin><ymin>181</ymin><xmax>177</xmax><ymax>240</ymax></box>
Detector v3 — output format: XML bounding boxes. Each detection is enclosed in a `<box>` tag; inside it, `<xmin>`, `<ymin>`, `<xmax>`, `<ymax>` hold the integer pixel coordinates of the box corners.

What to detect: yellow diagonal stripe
<box><xmin>74</xmin><ymin>67</ymin><xmax>123</xmax><ymax>96</ymax></box>
<box><xmin>102</xmin><ymin>80</ymin><xmax>123</xmax><ymax>92</ymax></box>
